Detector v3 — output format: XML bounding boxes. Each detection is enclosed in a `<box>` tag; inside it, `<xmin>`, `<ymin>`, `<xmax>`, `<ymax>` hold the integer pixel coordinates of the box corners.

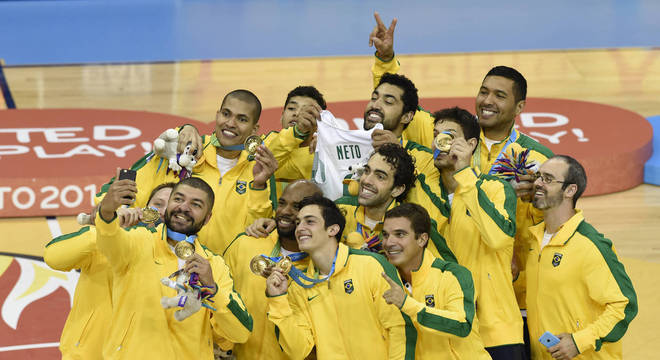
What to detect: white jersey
<box><xmin>312</xmin><ymin>110</ymin><xmax>382</xmax><ymax>200</ymax></box>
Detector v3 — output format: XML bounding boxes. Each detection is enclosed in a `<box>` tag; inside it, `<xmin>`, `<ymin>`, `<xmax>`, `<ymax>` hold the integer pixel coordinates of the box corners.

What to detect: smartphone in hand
<box><xmin>539</xmin><ymin>331</ymin><xmax>560</xmax><ymax>348</ymax></box>
<box><xmin>118</xmin><ymin>169</ymin><xmax>137</xmax><ymax>181</ymax></box>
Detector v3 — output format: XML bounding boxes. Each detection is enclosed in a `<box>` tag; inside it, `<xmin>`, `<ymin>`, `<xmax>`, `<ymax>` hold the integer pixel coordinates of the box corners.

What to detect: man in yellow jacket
<box><xmin>222</xmin><ymin>180</ymin><xmax>321</xmax><ymax>360</ymax></box>
<box><xmin>44</xmin><ymin>183</ymin><xmax>174</xmax><ymax>359</ymax></box>
<box><xmin>526</xmin><ymin>155</ymin><xmax>637</xmax><ymax>359</ymax></box>
<box><xmin>96</xmin><ymin>89</ymin><xmax>295</xmax><ymax>255</ymax></box>
<box><xmin>406</xmin><ymin>106</ymin><xmax>524</xmax><ymax>358</ymax></box>
<box><xmin>381</xmin><ymin>203</ymin><xmax>491</xmax><ymax>359</ymax></box>
<box><xmin>265</xmin><ymin>194</ymin><xmax>417</xmax><ymax>359</ymax></box>
<box><xmin>96</xmin><ymin>174</ymin><xmax>252</xmax><ymax>359</ymax></box>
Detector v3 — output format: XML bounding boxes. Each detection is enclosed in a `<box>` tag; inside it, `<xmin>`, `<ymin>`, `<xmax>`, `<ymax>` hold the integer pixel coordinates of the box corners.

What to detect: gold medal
<box><xmin>277</xmin><ymin>256</ymin><xmax>293</xmax><ymax>274</ymax></box>
<box><xmin>141</xmin><ymin>207</ymin><xmax>160</xmax><ymax>223</ymax></box>
<box><xmin>434</xmin><ymin>131</ymin><xmax>454</xmax><ymax>153</ymax></box>
<box><xmin>174</xmin><ymin>241</ymin><xmax>195</xmax><ymax>260</ymax></box>
<box><xmin>249</xmin><ymin>255</ymin><xmax>293</xmax><ymax>277</ymax></box>
<box><xmin>249</xmin><ymin>255</ymin><xmax>272</xmax><ymax>277</ymax></box>
<box><xmin>244</xmin><ymin>135</ymin><xmax>262</xmax><ymax>160</ymax></box>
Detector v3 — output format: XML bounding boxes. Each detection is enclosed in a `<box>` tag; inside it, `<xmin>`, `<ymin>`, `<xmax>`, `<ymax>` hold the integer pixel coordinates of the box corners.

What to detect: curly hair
<box><xmin>372</xmin><ymin>143</ymin><xmax>416</xmax><ymax>202</ymax></box>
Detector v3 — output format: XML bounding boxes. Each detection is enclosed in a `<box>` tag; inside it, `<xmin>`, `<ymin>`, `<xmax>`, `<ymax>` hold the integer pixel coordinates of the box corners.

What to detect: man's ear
<box><xmin>327</xmin><ymin>224</ymin><xmax>340</xmax><ymax>238</ymax></box>
<box><xmin>251</xmin><ymin>123</ymin><xmax>260</xmax><ymax>135</ymax></box>
<box><xmin>390</xmin><ymin>185</ymin><xmax>405</xmax><ymax>199</ymax></box>
<box><xmin>416</xmin><ymin>233</ymin><xmax>429</xmax><ymax>248</ymax></box>
<box><xmin>467</xmin><ymin>137</ymin><xmax>479</xmax><ymax>153</ymax></box>
<box><xmin>563</xmin><ymin>183</ymin><xmax>577</xmax><ymax>199</ymax></box>
<box><xmin>203</xmin><ymin>211</ymin><xmax>212</xmax><ymax>226</ymax></box>
<box><xmin>514</xmin><ymin>100</ymin><xmax>526</xmax><ymax>117</ymax></box>
<box><xmin>400</xmin><ymin>111</ymin><xmax>414</xmax><ymax>126</ymax></box>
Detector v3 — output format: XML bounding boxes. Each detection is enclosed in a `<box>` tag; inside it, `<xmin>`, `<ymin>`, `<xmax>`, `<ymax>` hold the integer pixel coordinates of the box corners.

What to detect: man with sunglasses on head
<box><xmin>526</xmin><ymin>155</ymin><xmax>637</xmax><ymax>360</ymax></box>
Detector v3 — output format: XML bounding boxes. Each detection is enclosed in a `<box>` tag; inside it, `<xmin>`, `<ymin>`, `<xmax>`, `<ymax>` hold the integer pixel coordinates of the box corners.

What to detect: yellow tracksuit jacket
<box><xmin>399</xmin><ymin>249</ymin><xmax>491</xmax><ymax>360</ymax></box>
<box><xmin>222</xmin><ymin>231</ymin><xmax>311</xmax><ymax>360</ymax></box>
<box><xmin>526</xmin><ymin>210</ymin><xmax>637</xmax><ymax>359</ymax></box>
<box><xmin>267</xmin><ymin>243</ymin><xmax>417</xmax><ymax>360</ymax></box>
<box><xmin>410</xmin><ymin>165</ymin><xmax>522</xmax><ymax>347</ymax></box>
<box><xmin>95</xmin><ymin>215</ymin><xmax>252</xmax><ymax>360</ymax></box>
<box><xmin>44</xmin><ymin>226</ymin><xmax>111</xmax><ymax>360</ymax></box>
<box><xmin>94</xmin><ymin>129</ymin><xmax>303</xmax><ymax>254</ymax></box>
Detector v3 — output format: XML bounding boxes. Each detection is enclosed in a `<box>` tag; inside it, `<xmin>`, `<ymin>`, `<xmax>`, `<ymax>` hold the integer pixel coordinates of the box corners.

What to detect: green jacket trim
<box><xmin>415</xmin><ymin>259</ymin><xmax>476</xmax><ymax>337</ymax></box>
<box><xmin>429</xmin><ymin>219</ymin><xmax>457</xmax><ymax>263</ymax></box>
<box><xmin>348</xmin><ymin>248</ymin><xmax>417</xmax><ymax>360</ymax></box>
<box><xmin>416</xmin><ymin>174</ymin><xmax>450</xmax><ymax>218</ymax></box>
<box><xmin>335</xmin><ymin>195</ymin><xmax>360</xmax><ymax>207</ymax></box>
<box><xmin>516</xmin><ymin>133</ymin><xmax>554</xmax><ymax>159</ymax></box>
<box><xmin>475</xmin><ymin>175</ymin><xmax>516</xmax><ymax>237</ymax></box>
<box><xmin>45</xmin><ymin>226</ymin><xmax>91</xmax><ymax>247</ymax></box>
<box><xmin>95</xmin><ymin>152</ymin><xmax>153</xmax><ymax>198</ymax></box>
<box><xmin>577</xmin><ymin>221</ymin><xmax>638</xmax><ymax>351</ymax></box>
<box><xmin>226</xmin><ymin>293</ymin><xmax>254</xmax><ymax>331</ymax></box>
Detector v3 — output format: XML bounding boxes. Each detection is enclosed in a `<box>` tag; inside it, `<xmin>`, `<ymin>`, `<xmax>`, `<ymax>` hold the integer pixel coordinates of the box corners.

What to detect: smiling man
<box><xmin>265</xmin><ymin>194</ymin><xmax>416</xmax><ymax>360</ymax></box>
<box><xmin>406</xmin><ymin>106</ymin><xmax>524</xmax><ymax>359</ymax></box>
<box><xmin>96</xmin><ymin>89</ymin><xmax>288</xmax><ymax>255</ymax></box>
<box><xmin>95</xmin><ymin>175</ymin><xmax>252</xmax><ymax>359</ymax></box>
<box><xmin>525</xmin><ymin>156</ymin><xmax>637</xmax><ymax>360</ymax></box>
<box><xmin>221</xmin><ymin>180</ymin><xmax>322</xmax><ymax>360</ymax></box>
<box><xmin>381</xmin><ymin>203</ymin><xmax>491</xmax><ymax>359</ymax></box>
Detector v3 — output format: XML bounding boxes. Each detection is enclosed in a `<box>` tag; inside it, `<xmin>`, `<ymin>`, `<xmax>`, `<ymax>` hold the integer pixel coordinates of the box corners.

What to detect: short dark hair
<box><xmin>371</xmin><ymin>143</ymin><xmax>416</xmax><ymax>202</ymax></box>
<box><xmin>385</xmin><ymin>203</ymin><xmax>431</xmax><ymax>239</ymax></box>
<box><xmin>172</xmin><ymin>177</ymin><xmax>215</xmax><ymax>210</ymax></box>
<box><xmin>554</xmin><ymin>155</ymin><xmax>587</xmax><ymax>208</ymax></box>
<box><xmin>432</xmin><ymin>107</ymin><xmax>480</xmax><ymax>142</ymax></box>
<box><xmin>378</xmin><ymin>72</ymin><xmax>419</xmax><ymax>116</ymax></box>
<box><xmin>223</xmin><ymin>89</ymin><xmax>262</xmax><ymax>123</ymax></box>
<box><xmin>284</xmin><ymin>86</ymin><xmax>327</xmax><ymax>110</ymax></box>
<box><xmin>147</xmin><ymin>182</ymin><xmax>175</xmax><ymax>205</ymax></box>
<box><xmin>485</xmin><ymin>66</ymin><xmax>527</xmax><ymax>102</ymax></box>
<box><xmin>298</xmin><ymin>194</ymin><xmax>345</xmax><ymax>241</ymax></box>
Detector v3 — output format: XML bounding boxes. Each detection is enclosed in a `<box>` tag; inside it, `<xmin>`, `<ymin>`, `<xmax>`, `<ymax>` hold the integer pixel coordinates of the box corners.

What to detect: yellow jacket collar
<box><xmin>530</xmin><ymin>209</ymin><xmax>585</xmax><ymax>247</ymax></box>
<box><xmin>409</xmin><ymin>248</ymin><xmax>434</xmax><ymax>287</ymax></box>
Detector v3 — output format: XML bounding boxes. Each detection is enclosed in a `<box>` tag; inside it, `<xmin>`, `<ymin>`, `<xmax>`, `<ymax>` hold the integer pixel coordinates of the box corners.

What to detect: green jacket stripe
<box><xmin>577</xmin><ymin>221</ymin><xmax>638</xmax><ymax>351</ymax></box>
<box><xmin>45</xmin><ymin>226</ymin><xmax>91</xmax><ymax>247</ymax></box>
<box><xmin>475</xmin><ymin>175</ymin><xmax>516</xmax><ymax>237</ymax></box>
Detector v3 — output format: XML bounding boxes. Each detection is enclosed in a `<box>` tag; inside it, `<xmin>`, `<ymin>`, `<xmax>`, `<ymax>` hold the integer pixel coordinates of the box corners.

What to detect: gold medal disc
<box><xmin>141</xmin><ymin>207</ymin><xmax>160</xmax><ymax>223</ymax></box>
<box><xmin>434</xmin><ymin>132</ymin><xmax>454</xmax><ymax>153</ymax></box>
<box><xmin>277</xmin><ymin>256</ymin><xmax>293</xmax><ymax>275</ymax></box>
<box><xmin>249</xmin><ymin>255</ymin><xmax>272</xmax><ymax>277</ymax></box>
<box><xmin>174</xmin><ymin>241</ymin><xmax>195</xmax><ymax>260</ymax></box>
<box><xmin>244</xmin><ymin>135</ymin><xmax>262</xmax><ymax>160</ymax></box>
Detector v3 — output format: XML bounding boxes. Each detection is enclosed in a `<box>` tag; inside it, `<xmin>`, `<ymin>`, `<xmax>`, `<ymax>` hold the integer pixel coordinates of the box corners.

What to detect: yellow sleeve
<box><xmin>246</xmin><ymin>179</ymin><xmax>276</xmax><ymax>224</ymax></box>
<box><xmin>371</xmin><ymin>257</ymin><xmax>416</xmax><ymax>360</ymax></box>
<box><xmin>94</xmin><ymin>212</ymin><xmax>140</xmax><ymax>273</ymax></box>
<box><xmin>372</xmin><ymin>54</ymin><xmax>401</xmax><ymax>88</ymax></box>
<box><xmin>400</xmin><ymin>261</ymin><xmax>475</xmax><ymax>338</ymax></box>
<box><xmin>572</xmin><ymin>241</ymin><xmax>638</xmax><ymax>353</ymax></box>
<box><xmin>267</xmin><ymin>290</ymin><xmax>314</xmax><ymax>360</ymax></box>
<box><xmin>263</xmin><ymin>128</ymin><xmax>305</xmax><ymax>164</ymax></box>
<box><xmin>207</xmin><ymin>254</ymin><xmax>253</xmax><ymax>344</ymax></box>
<box><xmin>43</xmin><ymin>226</ymin><xmax>96</xmax><ymax>271</ymax></box>
<box><xmin>403</xmin><ymin>140</ymin><xmax>435</xmax><ymax>176</ymax></box>
<box><xmin>274</xmin><ymin>147</ymin><xmax>313</xmax><ymax>181</ymax></box>
<box><xmin>454</xmin><ymin>168</ymin><xmax>517</xmax><ymax>250</ymax></box>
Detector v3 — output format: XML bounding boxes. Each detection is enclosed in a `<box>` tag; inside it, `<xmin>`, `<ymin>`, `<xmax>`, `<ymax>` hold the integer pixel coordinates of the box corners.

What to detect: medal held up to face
<box><xmin>434</xmin><ymin>131</ymin><xmax>455</xmax><ymax>154</ymax></box>
<box><xmin>244</xmin><ymin>135</ymin><xmax>263</xmax><ymax>161</ymax></box>
<box><xmin>250</xmin><ymin>255</ymin><xmax>293</xmax><ymax>277</ymax></box>
<box><xmin>141</xmin><ymin>206</ymin><xmax>161</xmax><ymax>223</ymax></box>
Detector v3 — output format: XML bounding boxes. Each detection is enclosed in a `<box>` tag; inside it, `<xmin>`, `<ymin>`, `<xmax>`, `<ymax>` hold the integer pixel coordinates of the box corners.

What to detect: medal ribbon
<box><xmin>474</xmin><ymin>128</ymin><xmax>519</xmax><ymax>174</ymax></box>
<box><xmin>356</xmin><ymin>222</ymin><xmax>382</xmax><ymax>249</ymax></box>
<box><xmin>287</xmin><ymin>247</ymin><xmax>338</xmax><ymax>289</ymax></box>
<box><xmin>266</xmin><ymin>241</ymin><xmax>309</xmax><ymax>263</ymax></box>
<box><xmin>210</xmin><ymin>133</ymin><xmax>245</xmax><ymax>151</ymax></box>
<box><xmin>166</xmin><ymin>228</ymin><xmax>197</xmax><ymax>245</ymax></box>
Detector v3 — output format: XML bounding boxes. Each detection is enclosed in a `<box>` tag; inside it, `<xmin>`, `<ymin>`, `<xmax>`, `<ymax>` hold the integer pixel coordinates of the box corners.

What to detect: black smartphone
<box><xmin>118</xmin><ymin>169</ymin><xmax>137</xmax><ymax>181</ymax></box>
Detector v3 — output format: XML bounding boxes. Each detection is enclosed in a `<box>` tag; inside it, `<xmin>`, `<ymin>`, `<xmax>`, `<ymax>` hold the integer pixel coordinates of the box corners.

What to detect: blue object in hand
<box><xmin>539</xmin><ymin>331</ymin><xmax>560</xmax><ymax>348</ymax></box>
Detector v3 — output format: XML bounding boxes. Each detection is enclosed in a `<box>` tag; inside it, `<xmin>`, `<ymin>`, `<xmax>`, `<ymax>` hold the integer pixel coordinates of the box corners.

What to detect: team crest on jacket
<box><xmin>425</xmin><ymin>295</ymin><xmax>435</xmax><ymax>307</ymax></box>
<box><xmin>552</xmin><ymin>253</ymin><xmax>563</xmax><ymax>267</ymax></box>
<box><xmin>344</xmin><ymin>279</ymin><xmax>354</xmax><ymax>294</ymax></box>
<box><xmin>235</xmin><ymin>180</ymin><xmax>247</xmax><ymax>194</ymax></box>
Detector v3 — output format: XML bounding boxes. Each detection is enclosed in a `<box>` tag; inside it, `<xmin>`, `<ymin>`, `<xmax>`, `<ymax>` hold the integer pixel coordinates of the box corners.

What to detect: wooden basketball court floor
<box><xmin>1</xmin><ymin>48</ymin><xmax>659</xmax><ymax>357</ymax></box>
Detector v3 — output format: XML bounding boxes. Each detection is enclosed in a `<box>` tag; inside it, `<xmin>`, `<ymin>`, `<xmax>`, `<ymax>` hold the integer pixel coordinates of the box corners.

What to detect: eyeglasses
<box><xmin>534</xmin><ymin>172</ymin><xmax>568</xmax><ymax>185</ymax></box>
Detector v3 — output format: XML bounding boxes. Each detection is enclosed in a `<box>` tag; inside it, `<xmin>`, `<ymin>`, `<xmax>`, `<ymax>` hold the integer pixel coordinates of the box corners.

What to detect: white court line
<box><xmin>46</xmin><ymin>217</ymin><xmax>62</xmax><ymax>238</ymax></box>
<box><xmin>0</xmin><ymin>342</ymin><xmax>59</xmax><ymax>352</ymax></box>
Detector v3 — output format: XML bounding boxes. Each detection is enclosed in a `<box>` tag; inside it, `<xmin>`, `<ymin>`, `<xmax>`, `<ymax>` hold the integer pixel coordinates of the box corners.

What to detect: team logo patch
<box><xmin>344</xmin><ymin>279</ymin><xmax>354</xmax><ymax>294</ymax></box>
<box><xmin>425</xmin><ymin>295</ymin><xmax>435</xmax><ymax>307</ymax></box>
<box><xmin>552</xmin><ymin>253</ymin><xmax>563</xmax><ymax>267</ymax></box>
<box><xmin>235</xmin><ymin>180</ymin><xmax>247</xmax><ymax>194</ymax></box>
